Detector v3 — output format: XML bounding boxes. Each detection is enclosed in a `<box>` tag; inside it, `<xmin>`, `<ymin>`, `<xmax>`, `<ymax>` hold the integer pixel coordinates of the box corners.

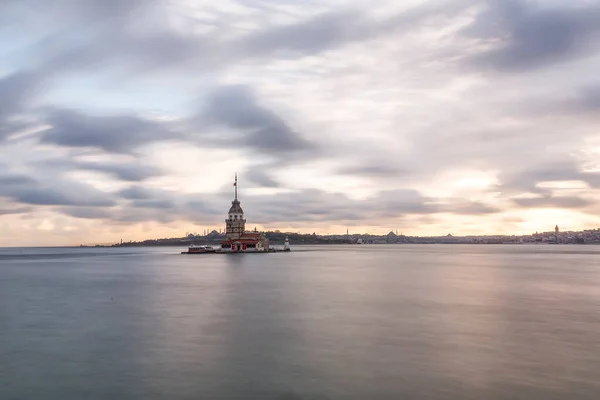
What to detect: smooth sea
<box><xmin>1</xmin><ymin>245</ymin><xmax>600</xmax><ymax>399</ymax></box>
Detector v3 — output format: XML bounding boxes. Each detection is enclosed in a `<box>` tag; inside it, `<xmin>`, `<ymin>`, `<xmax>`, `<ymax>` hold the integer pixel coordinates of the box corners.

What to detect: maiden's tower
<box><xmin>220</xmin><ymin>174</ymin><xmax>269</xmax><ymax>252</ymax></box>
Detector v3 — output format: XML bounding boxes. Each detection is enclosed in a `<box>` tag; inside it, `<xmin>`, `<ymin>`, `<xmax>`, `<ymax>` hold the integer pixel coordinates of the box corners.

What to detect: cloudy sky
<box><xmin>1</xmin><ymin>0</ymin><xmax>600</xmax><ymax>246</ymax></box>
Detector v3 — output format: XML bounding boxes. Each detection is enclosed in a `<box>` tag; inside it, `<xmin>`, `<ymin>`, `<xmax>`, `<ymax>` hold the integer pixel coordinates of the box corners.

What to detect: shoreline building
<box><xmin>220</xmin><ymin>174</ymin><xmax>269</xmax><ymax>252</ymax></box>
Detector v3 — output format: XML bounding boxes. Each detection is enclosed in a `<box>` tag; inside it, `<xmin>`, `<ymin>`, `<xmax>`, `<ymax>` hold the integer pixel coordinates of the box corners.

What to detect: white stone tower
<box><xmin>225</xmin><ymin>173</ymin><xmax>246</xmax><ymax>240</ymax></box>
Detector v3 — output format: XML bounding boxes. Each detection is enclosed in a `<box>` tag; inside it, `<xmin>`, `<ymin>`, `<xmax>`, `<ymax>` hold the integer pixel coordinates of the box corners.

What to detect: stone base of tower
<box><xmin>220</xmin><ymin>232</ymin><xmax>269</xmax><ymax>252</ymax></box>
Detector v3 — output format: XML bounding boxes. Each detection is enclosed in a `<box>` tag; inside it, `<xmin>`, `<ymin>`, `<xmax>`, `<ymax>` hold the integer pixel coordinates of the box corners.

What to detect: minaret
<box><xmin>225</xmin><ymin>173</ymin><xmax>246</xmax><ymax>240</ymax></box>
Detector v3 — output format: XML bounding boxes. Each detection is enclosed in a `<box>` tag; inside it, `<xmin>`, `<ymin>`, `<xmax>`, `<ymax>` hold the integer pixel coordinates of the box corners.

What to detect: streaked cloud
<box><xmin>1</xmin><ymin>0</ymin><xmax>600</xmax><ymax>245</ymax></box>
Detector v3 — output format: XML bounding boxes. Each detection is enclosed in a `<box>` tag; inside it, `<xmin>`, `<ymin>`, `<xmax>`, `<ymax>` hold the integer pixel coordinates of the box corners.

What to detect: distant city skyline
<box><xmin>2</xmin><ymin>0</ymin><xmax>600</xmax><ymax>246</ymax></box>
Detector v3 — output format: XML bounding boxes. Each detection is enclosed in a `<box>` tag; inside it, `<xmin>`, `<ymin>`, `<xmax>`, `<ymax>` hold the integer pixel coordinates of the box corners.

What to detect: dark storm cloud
<box><xmin>465</xmin><ymin>0</ymin><xmax>600</xmax><ymax>71</ymax></box>
<box><xmin>40</xmin><ymin>109</ymin><xmax>177</xmax><ymax>153</ymax></box>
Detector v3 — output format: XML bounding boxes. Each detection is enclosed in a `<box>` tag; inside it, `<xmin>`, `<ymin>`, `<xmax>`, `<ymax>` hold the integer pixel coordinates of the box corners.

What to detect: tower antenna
<box><xmin>234</xmin><ymin>172</ymin><xmax>238</xmax><ymax>201</ymax></box>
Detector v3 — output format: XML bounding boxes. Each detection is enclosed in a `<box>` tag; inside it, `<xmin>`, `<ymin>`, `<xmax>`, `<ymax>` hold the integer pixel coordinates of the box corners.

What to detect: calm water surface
<box><xmin>1</xmin><ymin>245</ymin><xmax>600</xmax><ymax>399</ymax></box>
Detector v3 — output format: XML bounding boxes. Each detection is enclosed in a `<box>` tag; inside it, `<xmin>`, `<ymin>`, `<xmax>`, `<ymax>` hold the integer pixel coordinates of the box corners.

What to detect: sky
<box><xmin>1</xmin><ymin>0</ymin><xmax>600</xmax><ymax>246</ymax></box>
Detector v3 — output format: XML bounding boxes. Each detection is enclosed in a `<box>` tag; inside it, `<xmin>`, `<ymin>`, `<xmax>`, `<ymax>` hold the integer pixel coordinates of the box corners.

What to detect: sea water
<box><xmin>1</xmin><ymin>245</ymin><xmax>600</xmax><ymax>399</ymax></box>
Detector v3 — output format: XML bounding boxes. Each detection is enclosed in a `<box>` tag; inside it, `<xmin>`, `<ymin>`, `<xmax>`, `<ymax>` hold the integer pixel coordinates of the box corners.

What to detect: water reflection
<box><xmin>2</xmin><ymin>245</ymin><xmax>600</xmax><ymax>399</ymax></box>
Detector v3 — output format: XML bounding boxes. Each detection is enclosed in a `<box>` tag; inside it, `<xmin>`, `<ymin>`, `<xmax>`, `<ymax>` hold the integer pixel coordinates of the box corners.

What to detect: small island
<box><xmin>181</xmin><ymin>174</ymin><xmax>289</xmax><ymax>254</ymax></box>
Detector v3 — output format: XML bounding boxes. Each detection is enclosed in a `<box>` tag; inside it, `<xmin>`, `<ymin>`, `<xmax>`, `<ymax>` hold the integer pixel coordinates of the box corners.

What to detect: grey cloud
<box><xmin>0</xmin><ymin>71</ymin><xmax>42</xmax><ymax>140</ymax></box>
<box><xmin>200</xmin><ymin>84</ymin><xmax>316</xmax><ymax>154</ymax></box>
<box><xmin>0</xmin><ymin>0</ymin><xmax>146</xmax><ymax>24</ymax></box>
<box><xmin>338</xmin><ymin>164</ymin><xmax>406</xmax><ymax>178</ymax></box>
<box><xmin>239</xmin><ymin>0</ymin><xmax>474</xmax><ymax>58</ymax></box>
<box><xmin>499</xmin><ymin>159</ymin><xmax>600</xmax><ymax>195</ymax></box>
<box><xmin>109</xmin><ymin>185</ymin><xmax>421</xmax><ymax>225</ymax></box>
<box><xmin>465</xmin><ymin>0</ymin><xmax>600</xmax><ymax>71</ymax></box>
<box><xmin>41</xmin><ymin>26</ymin><xmax>210</xmax><ymax>78</ymax></box>
<box><xmin>119</xmin><ymin>186</ymin><xmax>152</xmax><ymax>200</ymax></box>
<box><xmin>76</xmin><ymin>161</ymin><xmax>164</xmax><ymax>182</ymax></box>
<box><xmin>51</xmin><ymin>179</ymin><xmax>504</xmax><ymax>226</ymax></box>
<box><xmin>0</xmin><ymin>174</ymin><xmax>36</xmax><ymax>186</ymax></box>
<box><xmin>58</xmin><ymin>206</ymin><xmax>111</xmax><ymax>219</ymax></box>
<box><xmin>442</xmin><ymin>201</ymin><xmax>500</xmax><ymax>215</ymax></box>
<box><xmin>110</xmin><ymin>195</ymin><xmax>221</xmax><ymax>225</ymax></box>
<box><xmin>131</xmin><ymin>199</ymin><xmax>175</xmax><ymax>209</ymax></box>
<box><xmin>576</xmin><ymin>85</ymin><xmax>600</xmax><ymax>113</ymax></box>
<box><xmin>109</xmin><ymin>212</ymin><xmax>177</xmax><ymax>225</ymax></box>
<box><xmin>4</xmin><ymin>0</ymin><xmax>600</xmax><ymax>228</ymax></box>
<box><xmin>0</xmin><ymin>206</ymin><xmax>32</xmax><ymax>216</ymax></box>
<box><xmin>9</xmin><ymin>0</ymin><xmax>473</xmax><ymax>85</ymax></box>
<box><xmin>516</xmin><ymin>83</ymin><xmax>600</xmax><ymax>117</ymax></box>
<box><xmin>246</xmin><ymin>169</ymin><xmax>280</xmax><ymax>188</ymax></box>
<box><xmin>40</xmin><ymin>109</ymin><xmax>177</xmax><ymax>153</ymax></box>
<box><xmin>107</xmin><ymin>182</ymin><xmax>507</xmax><ymax>226</ymax></box>
<box><xmin>11</xmin><ymin>187</ymin><xmax>112</xmax><ymax>207</ymax></box>
<box><xmin>513</xmin><ymin>195</ymin><xmax>593</xmax><ymax>209</ymax></box>
<box><xmin>8</xmin><ymin>1</ymin><xmax>209</xmax><ymax>82</ymax></box>
<box><xmin>111</xmin><ymin>186</ymin><xmax>221</xmax><ymax>224</ymax></box>
<box><xmin>239</xmin><ymin>9</ymin><xmax>360</xmax><ymax>57</ymax></box>
<box><xmin>500</xmin><ymin>160</ymin><xmax>581</xmax><ymax>194</ymax></box>
<box><xmin>39</xmin><ymin>159</ymin><xmax>165</xmax><ymax>182</ymax></box>
<box><xmin>0</xmin><ymin>170</ymin><xmax>116</xmax><ymax>207</ymax></box>
<box><xmin>373</xmin><ymin>189</ymin><xmax>435</xmax><ymax>215</ymax></box>
<box><xmin>0</xmin><ymin>72</ymin><xmax>37</xmax><ymax>119</ymax></box>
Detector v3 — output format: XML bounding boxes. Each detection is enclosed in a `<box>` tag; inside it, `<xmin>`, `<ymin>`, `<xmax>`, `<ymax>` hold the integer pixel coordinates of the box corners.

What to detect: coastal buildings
<box><xmin>219</xmin><ymin>174</ymin><xmax>269</xmax><ymax>252</ymax></box>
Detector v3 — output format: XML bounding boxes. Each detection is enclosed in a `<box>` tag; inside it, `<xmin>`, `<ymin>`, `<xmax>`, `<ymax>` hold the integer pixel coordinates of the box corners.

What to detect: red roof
<box><xmin>221</xmin><ymin>239</ymin><xmax>260</xmax><ymax>245</ymax></box>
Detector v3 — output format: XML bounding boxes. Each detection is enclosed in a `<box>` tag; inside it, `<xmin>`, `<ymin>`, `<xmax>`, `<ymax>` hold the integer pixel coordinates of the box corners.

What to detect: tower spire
<box><xmin>234</xmin><ymin>172</ymin><xmax>238</xmax><ymax>201</ymax></box>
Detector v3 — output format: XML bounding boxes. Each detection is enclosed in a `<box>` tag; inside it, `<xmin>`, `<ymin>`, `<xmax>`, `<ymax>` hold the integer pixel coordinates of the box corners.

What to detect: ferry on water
<box><xmin>186</xmin><ymin>245</ymin><xmax>216</xmax><ymax>254</ymax></box>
